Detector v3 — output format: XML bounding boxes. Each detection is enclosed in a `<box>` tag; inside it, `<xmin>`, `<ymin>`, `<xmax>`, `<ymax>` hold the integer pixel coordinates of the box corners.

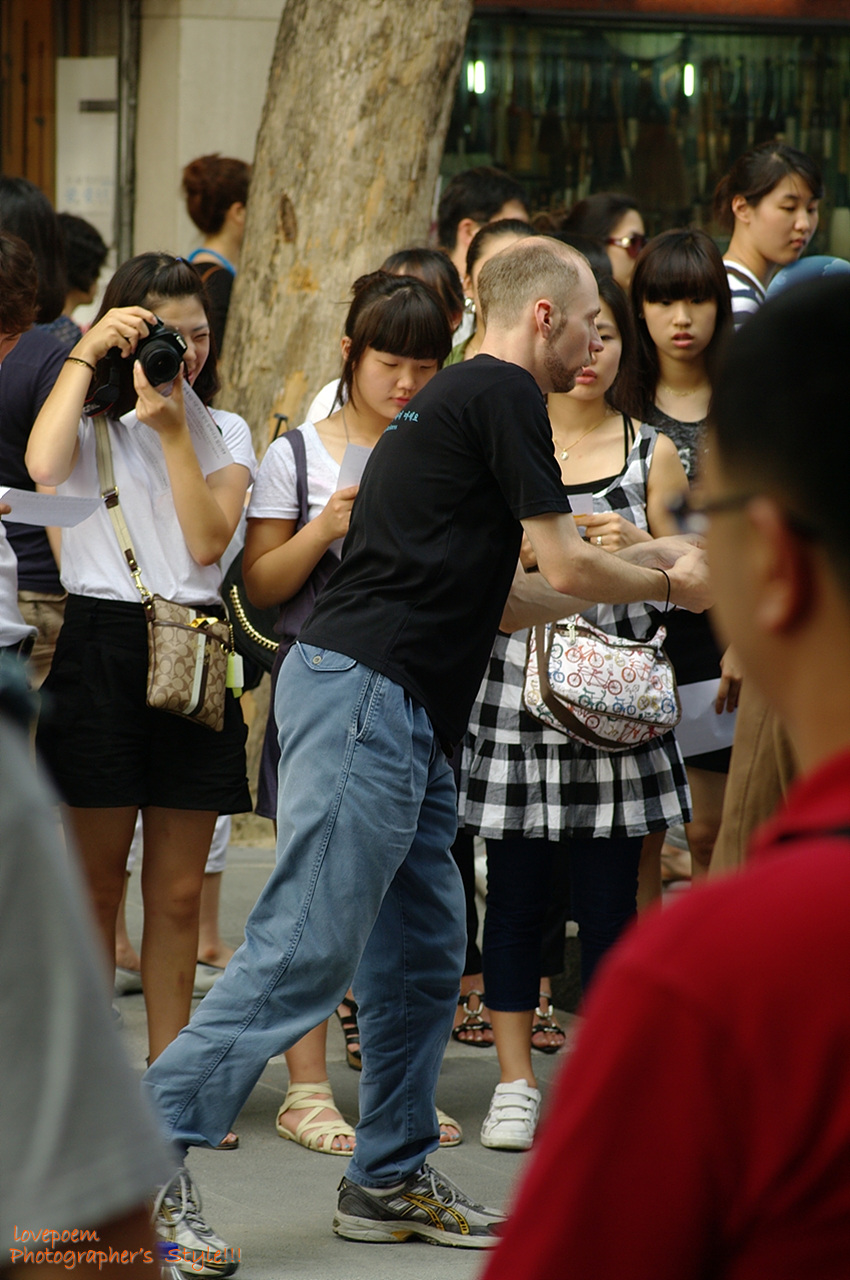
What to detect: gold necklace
<box><xmin>552</xmin><ymin>413</ymin><xmax>611</xmax><ymax>461</ymax></box>
<box><xmin>659</xmin><ymin>381</ymin><xmax>703</xmax><ymax>398</ymax></box>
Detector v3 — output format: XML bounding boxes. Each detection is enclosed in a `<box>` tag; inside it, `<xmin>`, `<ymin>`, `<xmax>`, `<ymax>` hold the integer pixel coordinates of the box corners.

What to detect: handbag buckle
<box><xmin>190</xmin><ymin>615</ymin><xmax>221</xmax><ymax>630</ymax></box>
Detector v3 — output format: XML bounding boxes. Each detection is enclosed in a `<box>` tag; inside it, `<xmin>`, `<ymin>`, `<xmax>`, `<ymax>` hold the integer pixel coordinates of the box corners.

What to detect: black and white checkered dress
<box><xmin>458</xmin><ymin>421</ymin><xmax>691</xmax><ymax>841</ymax></box>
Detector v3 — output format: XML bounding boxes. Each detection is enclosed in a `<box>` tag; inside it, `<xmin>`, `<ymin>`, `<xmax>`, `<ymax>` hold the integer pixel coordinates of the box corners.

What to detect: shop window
<box><xmin>444</xmin><ymin>16</ymin><xmax>850</xmax><ymax>253</ymax></box>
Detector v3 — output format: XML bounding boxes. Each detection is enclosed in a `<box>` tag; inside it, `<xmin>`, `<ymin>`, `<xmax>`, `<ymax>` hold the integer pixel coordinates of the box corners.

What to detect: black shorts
<box><xmin>37</xmin><ymin>594</ymin><xmax>251</xmax><ymax>812</ymax></box>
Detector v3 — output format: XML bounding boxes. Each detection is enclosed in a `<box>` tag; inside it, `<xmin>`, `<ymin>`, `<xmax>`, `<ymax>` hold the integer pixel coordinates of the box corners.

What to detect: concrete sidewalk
<box><xmin>120</xmin><ymin>843</ymin><xmax>577</xmax><ymax>1280</ymax></box>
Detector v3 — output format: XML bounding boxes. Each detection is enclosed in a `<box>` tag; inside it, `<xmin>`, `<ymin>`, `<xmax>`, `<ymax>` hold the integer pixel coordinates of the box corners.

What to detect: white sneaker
<box><xmin>480</xmin><ymin>1079</ymin><xmax>541</xmax><ymax>1151</ymax></box>
<box><xmin>153</xmin><ymin>1166</ymin><xmax>238</xmax><ymax>1276</ymax></box>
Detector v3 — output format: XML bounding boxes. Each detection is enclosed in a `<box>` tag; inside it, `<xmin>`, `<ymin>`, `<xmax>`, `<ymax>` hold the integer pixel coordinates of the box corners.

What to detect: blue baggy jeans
<box><xmin>143</xmin><ymin>644</ymin><xmax>466</xmax><ymax>1186</ymax></box>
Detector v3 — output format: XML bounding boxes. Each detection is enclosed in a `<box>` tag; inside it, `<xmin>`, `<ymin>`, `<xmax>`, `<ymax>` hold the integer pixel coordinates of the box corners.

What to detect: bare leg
<box><xmin>115</xmin><ymin>873</ymin><xmax>141</xmax><ymax>970</ymax></box>
<box><xmin>197</xmin><ymin>871</ymin><xmax>235</xmax><ymax>968</ymax></box>
<box><xmin>637</xmin><ymin>829</ymin><xmax>665</xmax><ymax>911</ymax></box>
<box><xmin>685</xmin><ymin>766</ymin><xmax>728</xmax><ymax>879</ymax></box>
<box><xmin>277</xmin><ymin>1022</ymin><xmax>354</xmax><ymax>1153</ymax></box>
<box><xmin>65</xmin><ymin>806</ymin><xmax>139</xmax><ymax>982</ymax></box>
<box><xmin>490</xmin><ymin>1009</ymin><xmax>537</xmax><ymax>1087</ymax></box>
<box><xmin>139</xmin><ymin>807</ymin><xmax>216</xmax><ymax>1064</ymax></box>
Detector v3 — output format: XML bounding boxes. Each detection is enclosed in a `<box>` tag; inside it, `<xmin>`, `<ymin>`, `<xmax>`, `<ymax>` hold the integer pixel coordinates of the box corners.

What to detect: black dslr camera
<box><xmin>136</xmin><ymin>317</ymin><xmax>188</xmax><ymax>387</ymax></box>
<box><xmin>83</xmin><ymin>316</ymin><xmax>189</xmax><ymax>416</ymax></box>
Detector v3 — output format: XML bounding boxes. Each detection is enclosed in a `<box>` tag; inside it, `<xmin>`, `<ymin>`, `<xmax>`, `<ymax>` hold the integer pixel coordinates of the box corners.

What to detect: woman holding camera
<box><xmin>27</xmin><ymin>252</ymin><xmax>255</xmax><ymax>1064</ymax></box>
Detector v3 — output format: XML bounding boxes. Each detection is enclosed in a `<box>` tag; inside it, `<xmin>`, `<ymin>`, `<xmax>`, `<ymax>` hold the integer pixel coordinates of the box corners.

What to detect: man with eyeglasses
<box><xmin>483</xmin><ymin>275</ymin><xmax>850</xmax><ymax>1280</ymax></box>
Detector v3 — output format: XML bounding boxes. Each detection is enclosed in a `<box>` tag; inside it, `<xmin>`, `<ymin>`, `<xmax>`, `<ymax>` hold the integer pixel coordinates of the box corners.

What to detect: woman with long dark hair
<box><xmin>27</xmin><ymin>252</ymin><xmax>255</xmax><ymax>1065</ymax></box>
<box><xmin>630</xmin><ymin>228</ymin><xmax>737</xmax><ymax>880</ymax></box>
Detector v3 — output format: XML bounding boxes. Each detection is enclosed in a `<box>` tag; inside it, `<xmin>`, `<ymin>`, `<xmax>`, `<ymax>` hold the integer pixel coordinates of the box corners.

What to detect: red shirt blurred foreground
<box><xmin>482</xmin><ymin>748</ymin><xmax>850</xmax><ymax>1280</ymax></box>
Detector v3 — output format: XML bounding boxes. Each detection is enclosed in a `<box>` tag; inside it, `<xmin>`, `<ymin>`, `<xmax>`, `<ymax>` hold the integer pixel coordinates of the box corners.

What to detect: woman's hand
<box><xmin>715</xmin><ymin>644</ymin><xmax>743</xmax><ymax>714</ymax></box>
<box><xmin>73</xmin><ymin>305</ymin><xmax>157</xmax><ymax>368</ymax></box>
<box><xmin>581</xmin><ymin>511</ymin><xmax>650</xmax><ymax>552</ymax></box>
<box><xmin>133</xmin><ymin>359</ymin><xmax>187</xmax><ymax>437</ymax></box>
<box><xmin>315</xmin><ymin>485</ymin><xmax>359</xmax><ymax>543</ymax></box>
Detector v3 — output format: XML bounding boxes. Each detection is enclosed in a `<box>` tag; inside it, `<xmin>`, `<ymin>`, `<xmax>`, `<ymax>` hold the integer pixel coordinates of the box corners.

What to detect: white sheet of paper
<box><xmin>337</xmin><ymin>443</ymin><xmax>372</xmax><ymax>489</ymax></box>
<box><xmin>329</xmin><ymin>443</ymin><xmax>373</xmax><ymax>557</ymax></box>
<box><xmin>675</xmin><ymin>678</ymin><xmax>737</xmax><ymax>757</ymax></box>
<box><xmin>0</xmin><ymin>487</ymin><xmax>101</xmax><ymax>528</ymax></box>
<box><xmin>182</xmin><ymin>382</ymin><xmax>235</xmax><ymax>473</ymax></box>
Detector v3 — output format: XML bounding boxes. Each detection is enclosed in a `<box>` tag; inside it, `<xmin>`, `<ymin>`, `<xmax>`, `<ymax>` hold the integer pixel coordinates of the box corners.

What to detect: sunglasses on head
<box><xmin>606</xmin><ymin>232</ymin><xmax>647</xmax><ymax>260</ymax></box>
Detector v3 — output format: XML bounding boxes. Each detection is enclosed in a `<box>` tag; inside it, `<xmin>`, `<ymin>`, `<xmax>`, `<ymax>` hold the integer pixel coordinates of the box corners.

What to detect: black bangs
<box><xmin>638</xmin><ymin>241</ymin><xmax>724</xmax><ymax>305</ymax></box>
<box><xmin>341</xmin><ymin>272</ymin><xmax>454</xmax><ymax>410</ymax></box>
<box><xmin>355</xmin><ymin>277</ymin><xmax>450</xmax><ymax>363</ymax></box>
<box><xmin>367</xmin><ymin>286</ymin><xmax>453</xmax><ymax>364</ymax></box>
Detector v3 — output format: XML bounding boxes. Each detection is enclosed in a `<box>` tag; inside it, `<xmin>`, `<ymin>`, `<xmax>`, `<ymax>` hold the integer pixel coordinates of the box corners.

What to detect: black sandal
<box><xmin>451</xmin><ymin>990</ymin><xmax>494</xmax><ymax>1047</ymax></box>
<box><xmin>335</xmin><ymin>996</ymin><xmax>362</xmax><ymax>1071</ymax></box>
<box><xmin>531</xmin><ymin>992</ymin><xmax>566</xmax><ymax>1055</ymax></box>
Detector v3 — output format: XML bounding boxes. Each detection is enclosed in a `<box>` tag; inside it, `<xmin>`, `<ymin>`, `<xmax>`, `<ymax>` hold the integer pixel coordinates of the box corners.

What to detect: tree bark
<box><xmin>218</xmin><ymin>0</ymin><xmax>474</xmax><ymax>450</ymax></box>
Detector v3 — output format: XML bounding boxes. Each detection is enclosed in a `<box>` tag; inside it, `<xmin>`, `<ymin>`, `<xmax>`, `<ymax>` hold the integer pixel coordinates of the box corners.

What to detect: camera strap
<box><xmin>84</xmin><ymin>350</ymin><xmax>122</xmax><ymax>417</ymax></box>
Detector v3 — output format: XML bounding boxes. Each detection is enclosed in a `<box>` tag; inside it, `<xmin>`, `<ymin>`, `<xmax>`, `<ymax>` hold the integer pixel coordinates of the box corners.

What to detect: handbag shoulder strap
<box><xmin>279</xmin><ymin>427</ymin><xmax>310</xmax><ymax>531</ymax></box>
<box><xmin>94</xmin><ymin>418</ymin><xmax>152</xmax><ymax>603</ymax></box>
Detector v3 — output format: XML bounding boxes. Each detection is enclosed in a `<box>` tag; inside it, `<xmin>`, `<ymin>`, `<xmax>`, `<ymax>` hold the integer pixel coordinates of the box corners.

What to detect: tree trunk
<box><xmin>218</xmin><ymin>0</ymin><xmax>474</xmax><ymax>451</ymax></box>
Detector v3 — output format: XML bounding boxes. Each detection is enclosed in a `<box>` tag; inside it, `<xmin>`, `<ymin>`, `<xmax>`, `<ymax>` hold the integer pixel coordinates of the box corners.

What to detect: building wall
<box><xmin>134</xmin><ymin>0</ymin><xmax>281</xmax><ymax>255</ymax></box>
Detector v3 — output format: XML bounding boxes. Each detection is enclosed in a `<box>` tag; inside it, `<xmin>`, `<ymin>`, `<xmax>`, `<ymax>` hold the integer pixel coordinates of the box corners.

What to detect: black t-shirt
<box><xmin>300</xmin><ymin>355</ymin><xmax>572</xmax><ymax>746</ymax></box>
<box><xmin>0</xmin><ymin>328</ymin><xmax>66</xmax><ymax>592</ymax></box>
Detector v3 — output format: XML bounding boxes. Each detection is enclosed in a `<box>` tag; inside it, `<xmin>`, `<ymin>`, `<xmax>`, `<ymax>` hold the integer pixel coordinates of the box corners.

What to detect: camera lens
<box><xmin>140</xmin><ymin>340</ymin><xmax>183</xmax><ymax>386</ymax></box>
<box><xmin>136</xmin><ymin>320</ymin><xmax>188</xmax><ymax>388</ymax></box>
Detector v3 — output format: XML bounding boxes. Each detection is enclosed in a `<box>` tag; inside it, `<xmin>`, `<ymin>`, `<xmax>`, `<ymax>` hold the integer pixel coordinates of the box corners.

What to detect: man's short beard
<box><xmin>543</xmin><ymin>337</ymin><xmax>579</xmax><ymax>393</ymax></box>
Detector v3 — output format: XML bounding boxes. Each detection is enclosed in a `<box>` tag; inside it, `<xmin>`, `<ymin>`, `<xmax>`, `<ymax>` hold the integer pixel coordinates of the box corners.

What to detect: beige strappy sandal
<box><xmin>275</xmin><ymin>1080</ymin><xmax>355</xmax><ymax>1156</ymax></box>
<box><xmin>437</xmin><ymin>1107</ymin><xmax>463</xmax><ymax>1147</ymax></box>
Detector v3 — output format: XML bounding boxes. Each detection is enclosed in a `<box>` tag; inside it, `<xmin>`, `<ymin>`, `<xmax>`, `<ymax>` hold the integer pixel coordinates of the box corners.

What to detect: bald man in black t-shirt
<box><xmin>145</xmin><ymin>239</ymin><xmax>709</xmax><ymax>1265</ymax></box>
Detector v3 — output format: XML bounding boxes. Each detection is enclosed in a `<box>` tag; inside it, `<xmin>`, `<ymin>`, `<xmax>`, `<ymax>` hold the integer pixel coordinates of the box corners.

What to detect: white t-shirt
<box><xmin>305</xmin><ymin>378</ymin><xmax>344</xmax><ymax>426</ymax></box>
<box><xmin>248</xmin><ymin>420</ymin><xmax>340</xmax><ymax>524</ymax></box>
<box><xmin>0</xmin><ymin>523</ymin><xmax>34</xmax><ymax>648</ymax></box>
<box><xmin>58</xmin><ymin>407</ymin><xmax>256</xmax><ymax>606</ymax></box>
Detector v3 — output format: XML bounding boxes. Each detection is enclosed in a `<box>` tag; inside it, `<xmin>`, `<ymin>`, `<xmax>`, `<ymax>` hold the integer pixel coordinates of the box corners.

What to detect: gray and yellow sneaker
<box><xmin>153</xmin><ymin>1166</ymin><xmax>239</xmax><ymax>1277</ymax></box>
<box><xmin>333</xmin><ymin>1164</ymin><xmax>504</xmax><ymax>1248</ymax></box>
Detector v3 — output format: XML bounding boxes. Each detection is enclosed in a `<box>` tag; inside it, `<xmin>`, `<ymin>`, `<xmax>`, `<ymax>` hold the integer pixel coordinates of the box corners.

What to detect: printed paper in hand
<box><xmin>182</xmin><ymin>382</ymin><xmax>235</xmax><ymax>473</ymax></box>
<box><xmin>0</xmin><ymin>487</ymin><xmax>101</xmax><ymax>527</ymax></box>
<box><xmin>329</xmin><ymin>443</ymin><xmax>372</xmax><ymax>557</ymax></box>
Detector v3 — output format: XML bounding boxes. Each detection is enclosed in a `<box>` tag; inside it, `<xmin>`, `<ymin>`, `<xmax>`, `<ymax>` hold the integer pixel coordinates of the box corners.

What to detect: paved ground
<box><xmin>119</xmin><ymin>843</ymin><xmax>578</xmax><ymax>1280</ymax></box>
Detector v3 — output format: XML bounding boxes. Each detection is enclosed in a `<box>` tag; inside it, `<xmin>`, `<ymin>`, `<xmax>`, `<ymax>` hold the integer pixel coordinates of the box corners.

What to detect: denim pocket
<box><xmin>296</xmin><ymin>643</ymin><xmax>357</xmax><ymax>672</ymax></box>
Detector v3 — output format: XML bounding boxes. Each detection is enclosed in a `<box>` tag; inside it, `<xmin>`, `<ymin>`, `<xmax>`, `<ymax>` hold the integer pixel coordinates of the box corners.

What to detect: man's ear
<box><xmin>533</xmin><ymin>298</ymin><xmax>555</xmax><ymax>338</ymax></box>
<box><xmin>747</xmin><ymin>497</ymin><xmax>814</xmax><ymax>634</ymax></box>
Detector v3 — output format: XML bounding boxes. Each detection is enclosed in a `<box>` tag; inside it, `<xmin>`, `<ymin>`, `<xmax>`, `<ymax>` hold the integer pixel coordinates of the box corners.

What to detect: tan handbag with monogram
<box><xmin>94</xmin><ymin>420</ymin><xmax>232</xmax><ymax>732</ymax></box>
